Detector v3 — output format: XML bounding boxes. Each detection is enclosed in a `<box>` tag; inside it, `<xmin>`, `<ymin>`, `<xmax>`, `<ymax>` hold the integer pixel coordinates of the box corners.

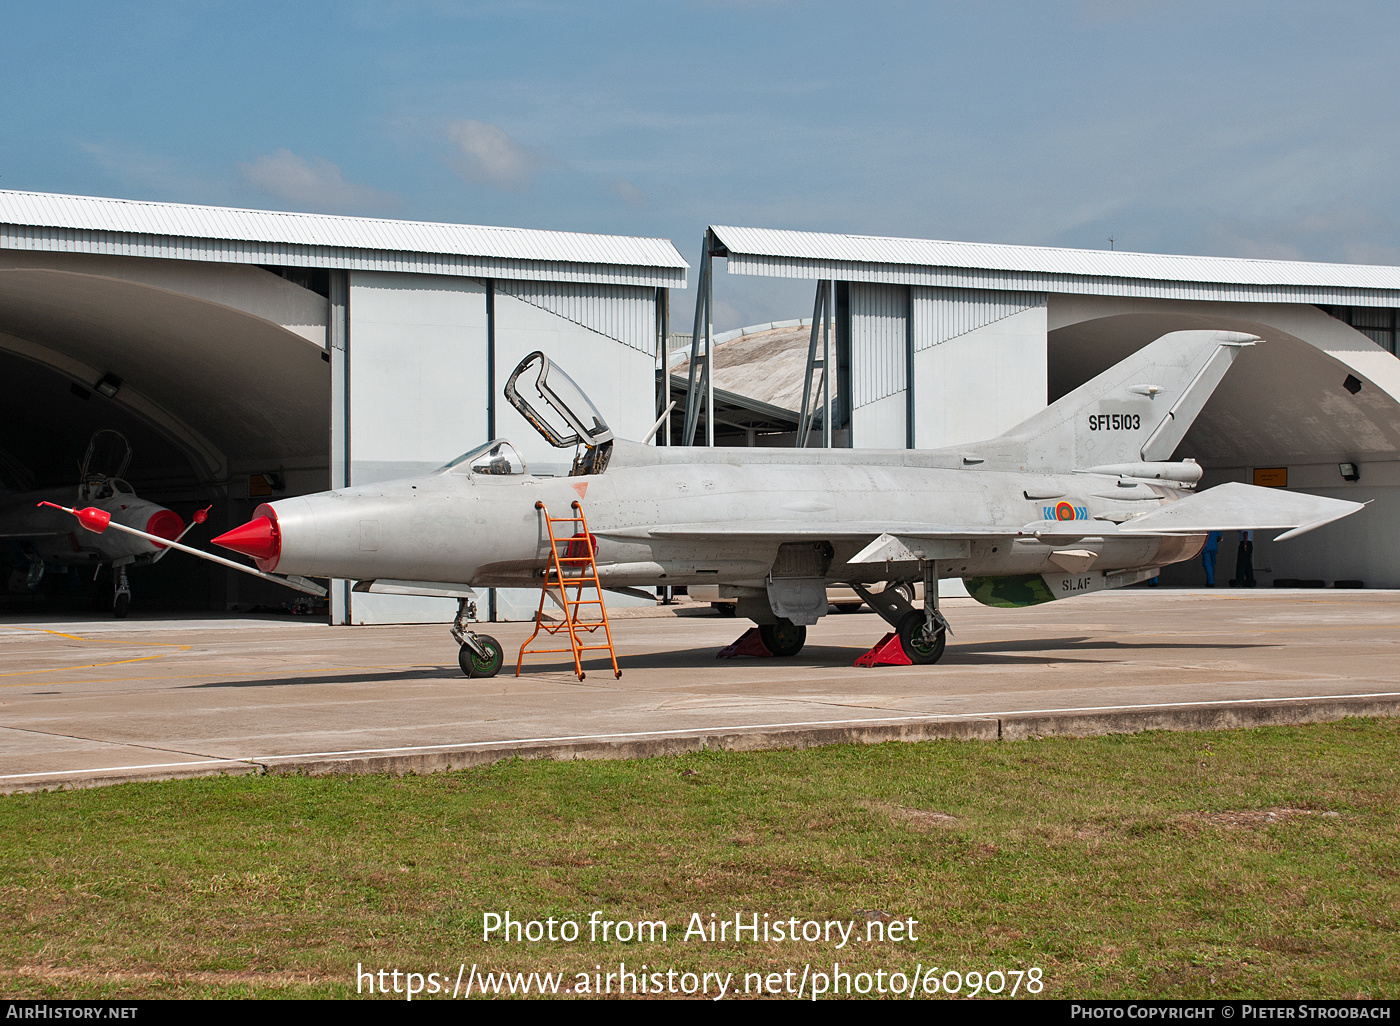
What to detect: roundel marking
<box><xmin>1055</xmin><ymin>501</ymin><xmax>1076</xmax><ymax>521</ymax></box>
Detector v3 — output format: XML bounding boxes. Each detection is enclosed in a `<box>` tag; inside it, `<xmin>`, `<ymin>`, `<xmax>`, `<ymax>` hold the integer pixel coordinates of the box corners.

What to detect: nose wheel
<box><xmin>450</xmin><ymin>596</ymin><xmax>503</xmax><ymax>678</ymax></box>
<box><xmin>458</xmin><ymin>636</ymin><xmax>504</xmax><ymax>678</ymax></box>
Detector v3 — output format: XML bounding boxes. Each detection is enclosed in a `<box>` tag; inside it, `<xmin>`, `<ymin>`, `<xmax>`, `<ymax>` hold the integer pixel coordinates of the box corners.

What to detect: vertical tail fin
<box><xmin>970</xmin><ymin>329</ymin><xmax>1258</xmax><ymax>471</ymax></box>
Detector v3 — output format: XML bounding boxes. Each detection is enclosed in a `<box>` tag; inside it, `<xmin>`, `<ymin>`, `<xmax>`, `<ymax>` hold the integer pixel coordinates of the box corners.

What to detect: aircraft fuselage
<box><xmin>255</xmin><ymin>454</ymin><xmax>1203</xmax><ymax>593</ymax></box>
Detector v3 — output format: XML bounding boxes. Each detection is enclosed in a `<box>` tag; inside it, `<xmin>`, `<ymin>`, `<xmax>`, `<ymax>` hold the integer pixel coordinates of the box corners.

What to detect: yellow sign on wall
<box><xmin>1253</xmin><ymin>467</ymin><xmax>1288</xmax><ymax>488</ymax></box>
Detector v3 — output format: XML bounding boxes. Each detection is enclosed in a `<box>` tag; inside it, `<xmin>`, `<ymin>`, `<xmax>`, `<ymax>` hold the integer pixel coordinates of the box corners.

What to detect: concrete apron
<box><xmin>1</xmin><ymin>590</ymin><xmax>1396</xmax><ymax>792</ymax></box>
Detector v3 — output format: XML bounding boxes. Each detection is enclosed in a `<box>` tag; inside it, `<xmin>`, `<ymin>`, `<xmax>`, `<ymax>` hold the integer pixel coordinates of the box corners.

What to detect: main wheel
<box><xmin>897</xmin><ymin>610</ymin><xmax>946</xmax><ymax>664</ymax></box>
<box><xmin>459</xmin><ymin>636</ymin><xmax>504</xmax><ymax>678</ymax></box>
<box><xmin>758</xmin><ymin>619</ymin><xmax>806</xmax><ymax>657</ymax></box>
<box><xmin>113</xmin><ymin>593</ymin><xmax>131</xmax><ymax>619</ymax></box>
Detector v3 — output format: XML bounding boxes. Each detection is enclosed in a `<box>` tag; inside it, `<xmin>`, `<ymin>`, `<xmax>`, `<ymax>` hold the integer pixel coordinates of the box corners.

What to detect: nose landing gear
<box><xmin>458</xmin><ymin>635</ymin><xmax>505</xmax><ymax>678</ymax></box>
<box><xmin>112</xmin><ymin>561</ymin><xmax>132</xmax><ymax>619</ymax></box>
<box><xmin>451</xmin><ymin>597</ymin><xmax>503</xmax><ymax>678</ymax></box>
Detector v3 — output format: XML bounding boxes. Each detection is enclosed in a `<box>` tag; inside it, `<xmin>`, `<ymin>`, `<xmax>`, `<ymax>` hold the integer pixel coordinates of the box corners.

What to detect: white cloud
<box><xmin>446</xmin><ymin>120</ymin><xmax>539</xmax><ymax>189</ymax></box>
<box><xmin>79</xmin><ymin>141</ymin><xmax>229</xmax><ymax>202</ymax></box>
<box><xmin>1202</xmin><ymin>202</ymin><xmax>1399</xmax><ymax>265</ymax></box>
<box><xmin>239</xmin><ymin>149</ymin><xmax>395</xmax><ymax>213</ymax></box>
<box><xmin>608</xmin><ymin>177</ymin><xmax>648</xmax><ymax>207</ymax></box>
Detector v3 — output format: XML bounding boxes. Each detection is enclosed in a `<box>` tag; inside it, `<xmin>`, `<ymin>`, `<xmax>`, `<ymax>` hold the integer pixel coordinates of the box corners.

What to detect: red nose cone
<box><xmin>145</xmin><ymin>510</ymin><xmax>184</xmax><ymax>549</ymax></box>
<box><xmin>212</xmin><ymin>514</ymin><xmax>281</xmax><ymax>570</ymax></box>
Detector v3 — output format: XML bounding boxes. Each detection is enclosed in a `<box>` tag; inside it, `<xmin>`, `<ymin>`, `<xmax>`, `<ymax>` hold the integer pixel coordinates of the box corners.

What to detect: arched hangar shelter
<box><xmin>685</xmin><ymin>226</ymin><xmax>1400</xmax><ymax>587</ymax></box>
<box><xmin>0</xmin><ymin>191</ymin><xmax>686</xmax><ymax>623</ymax></box>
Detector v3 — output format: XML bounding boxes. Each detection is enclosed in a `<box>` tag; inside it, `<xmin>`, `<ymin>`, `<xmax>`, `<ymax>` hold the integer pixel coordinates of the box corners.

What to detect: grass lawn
<box><xmin>2</xmin><ymin>718</ymin><xmax>1396</xmax><ymax>999</ymax></box>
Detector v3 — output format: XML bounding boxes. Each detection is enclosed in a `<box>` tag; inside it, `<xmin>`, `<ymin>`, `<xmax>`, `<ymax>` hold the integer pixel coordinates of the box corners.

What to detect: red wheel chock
<box><xmin>716</xmin><ymin>627</ymin><xmax>773</xmax><ymax>659</ymax></box>
<box><xmin>854</xmin><ymin>631</ymin><xmax>912</xmax><ymax>667</ymax></box>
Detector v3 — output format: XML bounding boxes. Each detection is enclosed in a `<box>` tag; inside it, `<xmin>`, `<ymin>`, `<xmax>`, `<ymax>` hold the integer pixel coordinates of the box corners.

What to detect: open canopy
<box><xmin>504</xmin><ymin>351</ymin><xmax>614</xmax><ymax>450</ymax></box>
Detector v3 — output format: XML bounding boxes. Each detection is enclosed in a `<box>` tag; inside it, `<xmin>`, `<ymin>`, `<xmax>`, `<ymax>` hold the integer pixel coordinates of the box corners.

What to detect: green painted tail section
<box><xmin>963</xmin><ymin>575</ymin><xmax>1057</xmax><ymax>608</ymax></box>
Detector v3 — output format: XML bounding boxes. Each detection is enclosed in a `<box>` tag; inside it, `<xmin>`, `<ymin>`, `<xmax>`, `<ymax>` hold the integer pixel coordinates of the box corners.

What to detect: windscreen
<box><xmin>442</xmin><ymin>439</ymin><xmax>527</xmax><ymax>476</ymax></box>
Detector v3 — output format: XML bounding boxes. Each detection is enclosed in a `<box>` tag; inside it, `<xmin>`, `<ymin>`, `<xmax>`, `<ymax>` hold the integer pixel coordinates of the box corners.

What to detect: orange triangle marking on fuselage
<box><xmin>571</xmin><ymin>481</ymin><xmax>588</xmax><ymax>499</ymax></box>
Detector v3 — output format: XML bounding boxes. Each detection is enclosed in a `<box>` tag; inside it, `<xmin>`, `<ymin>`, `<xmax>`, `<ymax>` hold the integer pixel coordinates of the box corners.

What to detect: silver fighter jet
<box><xmin>70</xmin><ymin>330</ymin><xmax>1366</xmax><ymax>671</ymax></box>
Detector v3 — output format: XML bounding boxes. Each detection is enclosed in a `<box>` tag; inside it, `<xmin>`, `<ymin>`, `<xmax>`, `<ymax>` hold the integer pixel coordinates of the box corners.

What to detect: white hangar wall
<box><xmin>910</xmin><ymin>302</ymin><xmax>1047</xmax><ymax>450</ymax></box>
<box><xmin>844</xmin><ymin>282</ymin><xmax>1048</xmax><ymax>450</ymax></box>
<box><xmin>347</xmin><ymin>271</ymin><xmax>489</xmax><ymax>486</ymax></box>
<box><xmin>339</xmin><ymin>271</ymin><xmax>659</xmax><ymax>625</ymax></box>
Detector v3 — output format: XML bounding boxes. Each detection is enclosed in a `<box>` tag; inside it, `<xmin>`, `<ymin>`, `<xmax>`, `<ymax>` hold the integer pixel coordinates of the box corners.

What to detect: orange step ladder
<box><xmin>516</xmin><ymin>500</ymin><xmax>621</xmax><ymax>681</ymax></box>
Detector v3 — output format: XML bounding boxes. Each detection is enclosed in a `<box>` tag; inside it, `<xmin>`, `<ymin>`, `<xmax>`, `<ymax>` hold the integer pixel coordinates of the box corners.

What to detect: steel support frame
<box><xmin>796</xmin><ymin>280</ymin><xmax>835</xmax><ymax>448</ymax></box>
<box><xmin>328</xmin><ymin>269</ymin><xmax>351</xmax><ymax>625</ymax></box>
<box><xmin>682</xmin><ymin>229</ymin><xmax>723</xmax><ymax>446</ymax></box>
<box><xmin>655</xmin><ymin>286</ymin><xmax>671</xmax><ymax>446</ymax></box>
<box><xmin>906</xmin><ymin>284</ymin><xmax>917</xmax><ymax>450</ymax></box>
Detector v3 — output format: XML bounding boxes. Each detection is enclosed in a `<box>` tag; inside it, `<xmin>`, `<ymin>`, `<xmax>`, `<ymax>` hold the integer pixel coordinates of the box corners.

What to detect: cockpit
<box><xmin>504</xmin><ymin>352</ymin><xmax>614</xmax><ymax>476</ymax></box>
<box><xmin>442</xmin><ymin>439</ymin><xmax>528</xmax><ymax>477</ymax></box>
<box><xmin>78</xmin><ymin>429</ymin><xmax>136</xmax><ymax>502</ymax></box>
<box><xmin>440</xmin><ymin>354</ymin><xmax>615</xmax><ymax>480</ymax></box>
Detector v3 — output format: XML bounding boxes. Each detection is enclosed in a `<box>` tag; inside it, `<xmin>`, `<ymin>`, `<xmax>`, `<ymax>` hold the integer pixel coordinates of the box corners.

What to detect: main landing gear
<box><xmin>451</xmin><ymin>597</ymin><xmax>503</xmax><ymax>678</ymax></box>
<box><xmin>717</xmin><ymin>617</ymin><xmax>807</xmax><ymax>659</ymax></box>
<box><xmin>897</xmin><ymin>609</ymin><xmax>945</xmax><ymax>664</ymax></box>
<box><xmin>853</xmin><ymin>561</ymin><xmax>952</xmax><ymax>665</ymax></box>
<box><xmin>759</xmin><ymin>619</ymin><xmax>807</xmax><ymax>657</ymax></box>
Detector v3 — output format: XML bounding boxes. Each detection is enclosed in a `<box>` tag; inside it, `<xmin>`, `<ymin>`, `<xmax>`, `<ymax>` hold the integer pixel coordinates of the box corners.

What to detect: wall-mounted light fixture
<box><xmin>94</xmin><ymin>373</ymin><xmax>122</xmax><ymax>399</ymax></box>
<box><xmin>1339</xmin><ymin>462</ymin><xmax>1360</xmax><ymax>482</ymax></box>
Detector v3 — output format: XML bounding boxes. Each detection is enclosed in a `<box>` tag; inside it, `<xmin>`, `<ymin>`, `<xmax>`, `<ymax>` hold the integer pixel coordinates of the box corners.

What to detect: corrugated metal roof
<box><xmin>711</xmin><ymin>225</ymin><xmax>1400</xmax><ymax>305</ymax></box>
<box><xmin>0</xmin><ymin>190</ymin><xmax>687</xmax><ymax>287</ymax></box>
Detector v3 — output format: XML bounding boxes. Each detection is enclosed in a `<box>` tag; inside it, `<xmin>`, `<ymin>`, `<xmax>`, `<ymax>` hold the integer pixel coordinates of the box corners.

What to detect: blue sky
<box><xmin>4</xmin><ymin>0</ymin><xmax>1399</xmax><ymax>328</ymax></box>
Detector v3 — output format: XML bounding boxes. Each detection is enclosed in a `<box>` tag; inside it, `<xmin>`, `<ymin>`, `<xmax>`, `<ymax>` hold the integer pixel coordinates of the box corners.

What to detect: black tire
<box><xmin>833</xmin><ymin>602</ymin><xmax>863</xmax><ymax>614</ymax></box>
<box><xmin>897</xmin><ymin>610</ymin><xmax>946</xmax><ymax>665</ymax></box>
<box><xmin>713</xmin><ymin>602</ymin><xmax>738</xmax><ymax>617</ymax></box>
<box><xmin>113</xmin><ymin>593</ymin><xmax>131</xmax><ymax>619</ymax></box>
<box><xmin>758</xmin><ymin>619</ymin><xmax>806</xmax><ymax>657</ymax></box>
<box><xmin>459</xmin><ymin>636</ymin><xmax>504</xmax><ymax>678</ymax></box>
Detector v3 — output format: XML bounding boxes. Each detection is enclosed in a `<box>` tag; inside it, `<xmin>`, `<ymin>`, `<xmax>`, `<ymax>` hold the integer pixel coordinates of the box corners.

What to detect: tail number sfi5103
<box><xmin>1087</xmin><ymin>413</ymin><xmax>1141</xmax><ymax>431</ymax></box>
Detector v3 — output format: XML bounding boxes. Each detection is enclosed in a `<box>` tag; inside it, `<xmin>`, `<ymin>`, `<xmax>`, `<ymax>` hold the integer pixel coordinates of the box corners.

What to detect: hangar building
<box><xmin>4</xmin><ymin>189</ymin><xmax>1397</xmax><ymax>622</ymax></box>
<box><xmin>0</xmin><ymin>190</ymin><xmax>686</xmax><ymax>623</ymax></box>
<box><xmin>680</xmin><ymin>226</ymin><xmax>1400</xmax><ymax>588</ymax></box>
